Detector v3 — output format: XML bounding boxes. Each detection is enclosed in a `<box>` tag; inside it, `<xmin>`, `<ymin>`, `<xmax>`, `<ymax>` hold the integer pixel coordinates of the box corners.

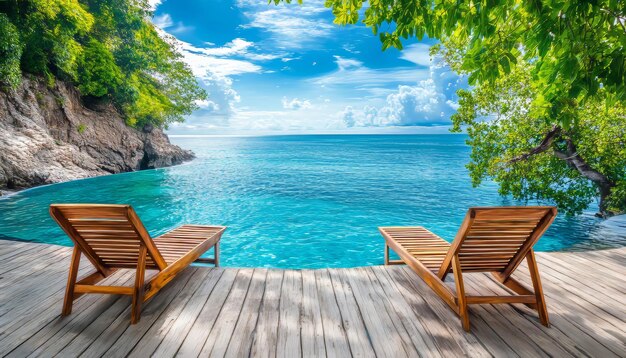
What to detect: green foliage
<box><xmin>54</xmin><ymin>94</ymin><xmax>65</xmax><ymax>107</ymax></box>
<box><xmin>34</xmin><ymin>91</ymin><xmax>44</xmax><ymax>104</ymax></box>
<box><xmin>0</xmin><ymin>13</ymin><xmax>22</xmax><ymax>88</ymax></box>
<box><xmin>315</xmin><ymin>0</ymin><xmax>626</xmax><ymax>127</ymax></box>
<box><xmin>77</xmin><ymin>123</ymin><xmax>86</xmax><ymax>133</ymax></box>
<box><xmin>0</xmin><ymin>0</ymin><xmax>206</xmax><ymax>128</ymax></box>
<box><xmin>448</xmin><ymin>61</ymin><xmax>626</xmax><ymax>215</ymax></box>
<box><xmin>77</xmin><ymin>39</ymin><xmax>122</xmax><ymax>97</ymax></box>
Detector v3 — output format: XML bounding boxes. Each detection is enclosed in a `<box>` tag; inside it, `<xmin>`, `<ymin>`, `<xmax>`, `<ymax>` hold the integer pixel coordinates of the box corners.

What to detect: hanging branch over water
<box><xmin>508</xmin><ymin>125</ymin><xmax>616</xmax><ymax>216</ymax></box>
<box><xmin>509</xmin><ymin>125</ymin><xmax>562</xmax><ymax>163</ymax></box>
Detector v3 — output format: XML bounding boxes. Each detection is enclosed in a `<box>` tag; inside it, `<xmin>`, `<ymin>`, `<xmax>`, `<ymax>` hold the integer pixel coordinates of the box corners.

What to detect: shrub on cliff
<box><xmin>0</xmin><ymin>14</ymin><xmax>22</xmax><ymax>89</ymax></box>
<box><xmin>0</xmin><ymin>0</ymin><xmax>206</xmax><ymax>128</ymax></box>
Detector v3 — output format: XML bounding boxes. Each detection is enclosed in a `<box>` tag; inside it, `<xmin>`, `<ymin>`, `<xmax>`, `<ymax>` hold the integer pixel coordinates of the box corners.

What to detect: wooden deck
<box><xmin>0</xmin><ymin>240</ymin><xmax>624</xmax><ymax>357</ymax></box>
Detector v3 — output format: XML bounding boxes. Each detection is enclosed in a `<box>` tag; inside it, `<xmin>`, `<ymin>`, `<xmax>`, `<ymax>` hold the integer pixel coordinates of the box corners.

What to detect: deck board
<box><xmin>0</xmin><ymin>240</ymin><xmax>624</xmax><ymax>357</ymax></box>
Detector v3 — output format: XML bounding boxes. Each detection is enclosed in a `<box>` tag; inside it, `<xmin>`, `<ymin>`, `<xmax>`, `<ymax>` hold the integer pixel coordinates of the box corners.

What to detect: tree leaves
<box><xmin>297</xmin><ymin>0</ymin><xmax>626</xmax><ymax>129</ymax></box>
<box><xmin>0</xmin><ymin>0</ymin><xmax>206</xmax><ymax>128</ymax></box>
<box><xmin>0</xmin><ymin>14</ymin><xmax>22</xmax><ymax>88</ymax></box>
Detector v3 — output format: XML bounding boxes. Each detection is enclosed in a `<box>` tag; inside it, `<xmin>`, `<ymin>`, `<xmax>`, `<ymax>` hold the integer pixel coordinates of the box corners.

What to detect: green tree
<box><xmin>300</xmin><ymin>0</ymin><xmax>626</xmax><ymax>216</ymax></box>
<box><xmin>0</xmin><ymin>13</ymin><xmax>22</xmax><ymax>88</ymax></box>
<box><xmin>446</xmin><ymin>60</ymin><xmax>626</xmax><ymax>216</ymax></box>
<box><xmin>0</xmin><ymin>0</ymin><xmax>206</xmax><ymax>128</ymax></box>
<box><xmin>77</xmin><ymin>39</ymin><xmax>122</xmax><ymax>97</ymax></box>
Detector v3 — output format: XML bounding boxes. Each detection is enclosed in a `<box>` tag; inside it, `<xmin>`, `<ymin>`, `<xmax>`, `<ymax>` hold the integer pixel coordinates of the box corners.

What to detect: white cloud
<box><xmin>338</xmin><ymin>59</ymin><xmax>464</xmax><ymax>127</ymax></box>
<box><xmin>149</xmin><ymin>21</ymin><xmax>263</xmax><ymax>126</ymax></box>
<box><xmin>243</xmin><ymin>52</ymin><xmax>285</xmax><ymax>61</ymax></box>
<box><xmin>238</xmin><ymin>1</ymin><xmax>333</xmax><ymax>49</ymax></box>
<box><xmin>147</xmin><ymin>0</ymin><xmax>162</xmax><ymax>10</ymax></box>
<box><xmin>334</xmin><ymin>56</ymin><xmax>363</xmax><ymax>70</ymax></box>
<box><xmin>400</xmin><ymin>43</ymin><xmax>432</xmax><ymax>67</ymax></box>
<box><xmin>343</xmin><ymin>43</ymin><xmax>361</xmax><ymax>54</ymax></box>
<box><xmin>152</xmin><ymin>13</ymin><xmax>193</xmax><ymax>35</ymax></box>
<box><xmin>282</xmin><ymin>97</ymin><xmax>313</xmax><ymax>110</ymax></box>
<box><xmin>153</xmin><ymin>14</ymin><xmax>173</xmax><ymax>29</ymax></box>
<box><xmin>176</xmin><ymin>38</ymin><xmax>255</xmax><ymax>57</ymax></box>
<box><xmin>178</xmin><ymin>41</ymin><xmax>261</xmax><ymax>77</ymax></box>
<box><xmin>446</xmin><ymin>100</ymin><xmax>460</xmax><ymax>110</ymax></box>
<box><xmin>312</xmin><ymin>56</ymin><xmax>431</xmax><ymax>90</ymax></box>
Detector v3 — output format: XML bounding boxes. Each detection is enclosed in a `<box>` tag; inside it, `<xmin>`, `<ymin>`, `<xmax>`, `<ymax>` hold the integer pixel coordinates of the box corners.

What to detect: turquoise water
<box><xmin>0</xmin><ymin>135</ymin><xmax>623</xmax><ymax>268</ymax></box>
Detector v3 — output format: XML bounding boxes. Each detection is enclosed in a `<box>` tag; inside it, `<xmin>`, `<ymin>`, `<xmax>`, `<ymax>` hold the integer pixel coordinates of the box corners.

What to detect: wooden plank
<box><xmin>275</xmin><ymin>269</ymin><xmax>303</xmax><ymax>358</ymax></box>
<box><xmin>361</xmin><ymin>266</ymin><xmax>442</xmax><ymax>354</ymax></box>
<box><xmin>125</xmin><ymin>267</ymin><xmax>215</xmax><ymax>357</ymax></box>
<box><xmin>380</xmin><ymin>266</ymin><xmax>490</xmax><ymax>357</ymax></box>
<box><xmin>509</xmin><ymin>268</ymin><xmax>626</xmax><ymax>355</ymax></box>
<box><xmin>298</xmin><ymin>270</ymin><xmax>326</xmax><ymax>358</ymax></box>
<box><xmin>6</xmin><ymin>271</ymin><xmax>135</xmax><ymax>357</ymax></box>
<box><xmin>459</xmin><ymin>278</ymin><xmax>548</xmax><ymax>356</ymax></box>
<box><xmin>144</xmin><ymin>268</ymin><xmax>224</xmax><ymax>357</ymax></box>
<box><xmin>199</xmin><ymin>269</ymin><xmax>254</xmax><ymax>356</ymax></box>
<box><xmin>224</xmin><ymin>269</ymin><xmax>269</xmax><ymax>358</ymax></box>
<box><xmin>313</xmin><ymin>269</ymin><xmax>353</xmax><ymax>357</ymax></box>
<box><xmin>464</xmin><ymin>273</ymin><xmax>599</xmax><ymax>357</ymax></box>
<box><xmin>173</xmin><ymin>269</ymin><xmax>239</xmax><ymax>357</ymax></box>
<box><xmin>581</xmin><ymin>249</ymin><xmax>626</xmax><ymax>268</ymax></box>
<box><xmin>0</xmin><ymin>244</ymin><xmax>65</xmax><ymax>275</ymax></box>
<box><xmin>58</xmin><ymin>271</ymin><xmax>196</xmax><ymax>356</ymax></box>
<box><xmin>539</xmin><ymin>252</ymin><xmax>626</xmax><ymax>299</ymax></box>
<box><xmin>326</xmin><ymin>268</ymin><xmax>374</xmax><ymax>357</ymax></box>
<box><xmin>249</xmin><ymin>269</ymin><xmax>285</xmax><ymax>358</ymax></box>
<box><xmin>339</xmin><ymin>267</ymin><xmax>412</xmax><ymax>357</ymax></box>
<box><xmin>0</xmin><ymin>271</ymin><xmax>95</xmax><ymax>354</ymax></box>
<box><xmin>0</xmin><ymin>240</ymin><xmax>625</xmax><ymax>358</ymax></box>
<box><xmin>398</xmin><ymin>267</ymin><xmax>518</xmax><ymax>357</ymax></box>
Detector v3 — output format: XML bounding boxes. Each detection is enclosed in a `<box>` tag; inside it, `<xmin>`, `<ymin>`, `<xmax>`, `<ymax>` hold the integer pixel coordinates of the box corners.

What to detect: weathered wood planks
<box><xmin>0</xmin><ymin>240</ymin><xmax>624</xmax><ymax>357</ymax></box>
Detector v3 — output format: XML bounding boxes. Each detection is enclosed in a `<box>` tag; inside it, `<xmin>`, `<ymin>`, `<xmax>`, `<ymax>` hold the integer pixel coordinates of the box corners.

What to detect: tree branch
<box><xmin>507</xmin><ymin>125</ymin><xmax>616</xmax><ymax>215</ymax></box>
<box><xmin>554</xmin><ymin>139</ymin><xmax>615</xmax><ymax>214</ymax></box>
<box><xmin>553</xmin><ymin>140</ymin><xmax>614</xmax><ymax>189</ymax></box>
<box><xmin>508</xmin><ymin>125</ymin><xmax>561</xmax><ymax>163</ymax></box>
<box><xmin>601</xmin><ymin>8</ymin><xmax>626</xmax><ymax>35</ymax></box>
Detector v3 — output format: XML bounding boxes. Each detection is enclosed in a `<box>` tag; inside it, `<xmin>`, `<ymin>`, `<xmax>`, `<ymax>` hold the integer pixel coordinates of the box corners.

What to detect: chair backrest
<box><xmin>50</xmin><ymin>204</ymin><xmax>167</xmax><ymax>272</ymax></box>
<box><xmin>437</xmin><ymin>206</ymin><xmax>557</xmax><ymax>279</ymax></box>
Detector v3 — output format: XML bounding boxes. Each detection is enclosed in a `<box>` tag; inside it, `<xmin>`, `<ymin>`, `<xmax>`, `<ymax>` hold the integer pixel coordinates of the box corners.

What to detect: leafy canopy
<box><xmin>0</xmin><ymin>14</ymin><xmax>22</xmax><ymax>88</ymax></box>
<box><xmin>322</xmin><ymin>0</ymin><xmax>626</xmax><ymax>113</ymax></box>
<box><xmin>0</xmin><ymin>0</ymin><xmax>206</xmax><ymax>128</ymax></box>
<box><xmin>446</xmin><ymin>60</ymin><xmax>626</xmax><ymax>215</ymax></box>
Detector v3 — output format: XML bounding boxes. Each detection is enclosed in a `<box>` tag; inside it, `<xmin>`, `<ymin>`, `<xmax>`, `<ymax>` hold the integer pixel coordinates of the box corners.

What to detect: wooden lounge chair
<box><xmin>379</xmin><ymin>206</ymin><xmax>557</xmax><ymax>332</ymax></box>
<box><xmin>50</xmin><ymin>204</ymin><xmax>226</xmax><ymax>324</ymax></box>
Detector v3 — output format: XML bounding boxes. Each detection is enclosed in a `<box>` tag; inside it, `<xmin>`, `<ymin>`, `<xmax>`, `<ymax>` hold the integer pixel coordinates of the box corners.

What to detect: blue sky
<box><xmin>150</xmin><ymin>0</ymin><xmax>466</xmax><ymax>135</ymax></box>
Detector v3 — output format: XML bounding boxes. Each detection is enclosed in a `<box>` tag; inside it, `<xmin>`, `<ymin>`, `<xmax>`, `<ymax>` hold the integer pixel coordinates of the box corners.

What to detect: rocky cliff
<box><xmin>0</xmin><ymin>76</ymin><xmax>193</xmax><ymax>193</ymax></box>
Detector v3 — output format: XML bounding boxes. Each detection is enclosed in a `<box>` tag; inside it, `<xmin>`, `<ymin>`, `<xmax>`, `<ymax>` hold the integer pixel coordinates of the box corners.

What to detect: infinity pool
<box><xmin>0</xmin><ymin>135</ymin><xmax>624</xmax><ymax>268</ymax></box>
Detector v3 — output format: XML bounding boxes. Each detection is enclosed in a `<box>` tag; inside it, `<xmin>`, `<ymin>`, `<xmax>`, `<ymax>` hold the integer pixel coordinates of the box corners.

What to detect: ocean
<box><xmin>0</xmin><ymin>135</ymin><xmax>623</xmax><ymax>268</ymax></box>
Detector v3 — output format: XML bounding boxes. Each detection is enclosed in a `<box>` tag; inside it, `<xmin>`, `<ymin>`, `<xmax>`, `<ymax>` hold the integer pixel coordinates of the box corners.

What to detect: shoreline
<box><xmin>0</xmin><ymin>156</ymin><xmax>196</xmax><ymax>200</ymax></box>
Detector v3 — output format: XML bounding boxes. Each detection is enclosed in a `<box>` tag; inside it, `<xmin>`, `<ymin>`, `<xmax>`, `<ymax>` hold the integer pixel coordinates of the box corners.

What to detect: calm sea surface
<box><xmin>1</xmin><ymin>135</ymin><xmax>624</xmax><ymax>268</ymax></box>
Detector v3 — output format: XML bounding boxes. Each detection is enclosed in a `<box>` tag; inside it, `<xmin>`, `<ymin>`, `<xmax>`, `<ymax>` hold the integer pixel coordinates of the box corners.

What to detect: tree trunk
<box><xmin>509</xmin><ymin>126</ymin><xmax>616</xmax><ymax>217</ymax></box>
<box><xmin>553</xmin><ymin>139</ymin><xmax>615</xmax><ymax>217</ymax></box>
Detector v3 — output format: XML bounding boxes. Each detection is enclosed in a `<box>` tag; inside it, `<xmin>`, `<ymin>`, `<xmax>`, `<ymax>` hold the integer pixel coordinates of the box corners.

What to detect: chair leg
<box><xmin>131</xmin><ymin>246</ymin><xmax>147</xmax><ymax>324</ymax></box>
<box><xmin>526</xmin><ymin>249</ymin><xmax>550</xmax><ymax>327</ymax></box>
<box><xmin>214</xmin><ymin>242</ymin><xmax>220</xmax><ymax>267</ymax></box>
<box><xmin>452</xmin><ymin>255</ymin><xmax>470</xmax><ymax>332</ymax></box>
<box><xmin>62</xmin><ymin>246</ymin><xmax>81</xmax><ymax>316</ymax></box>
<box><xmin>384</xmin><ymin>243</ymin><xmax>390</xmax><ymax>265</ymax></box>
